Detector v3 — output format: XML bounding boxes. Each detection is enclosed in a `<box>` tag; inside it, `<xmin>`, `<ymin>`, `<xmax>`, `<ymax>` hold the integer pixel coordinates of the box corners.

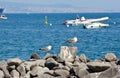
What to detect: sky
<box><xmin>0</xmin><ymin>0</ymin><xmax>120</xmax><ymax>13</ymax></box>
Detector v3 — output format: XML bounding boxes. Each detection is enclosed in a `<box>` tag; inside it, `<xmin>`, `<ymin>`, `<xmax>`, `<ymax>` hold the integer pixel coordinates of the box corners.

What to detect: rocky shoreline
<box><xmin>0</xmin><ymin>46</ymin><xmax>120</xmax><ymax>78</ymax></box>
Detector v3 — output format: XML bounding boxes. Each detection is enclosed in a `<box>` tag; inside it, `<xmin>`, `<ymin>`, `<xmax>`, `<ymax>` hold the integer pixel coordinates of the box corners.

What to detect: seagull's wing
<box><xmin>66</xmin><ymin>38</ymin><xmax>75</xmax><ymax>44</ymax></box>
<box><xmin>39</xmin><ymin>46</ymin><xmax>51</xmax><ymax>52</ymax></box>
<box><xmin>39</xmin><ymin>47</ymin><xmax>48</xmax><ymax>51</ymax></box>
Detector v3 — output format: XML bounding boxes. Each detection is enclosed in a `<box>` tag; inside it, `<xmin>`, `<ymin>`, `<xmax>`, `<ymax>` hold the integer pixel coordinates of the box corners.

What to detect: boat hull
<box><xmin>83</xmin><ymin>23</ymin><xmax>109</xmax><ymax>29</ymax></box>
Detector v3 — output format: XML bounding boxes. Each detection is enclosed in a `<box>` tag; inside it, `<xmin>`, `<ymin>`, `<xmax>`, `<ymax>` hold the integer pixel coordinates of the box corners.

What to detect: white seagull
<box><xmin>39</xmin><ymin>45</ymin><xmax>52</xmax><ymax>53</ymax></box>
<box><xmin>66</xmin><ymin>37</ymin><xmax>78</xmax><ymax>46</ymax></box>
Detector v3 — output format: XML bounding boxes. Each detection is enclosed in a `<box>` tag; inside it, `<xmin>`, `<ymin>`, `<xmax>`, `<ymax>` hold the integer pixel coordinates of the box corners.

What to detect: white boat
<box><xmin>63</xmin><ymin>16</ymin><xmax>109</xmax><ymax>29</ymax></box>
<box><xmin>0</xmin><ymin>8</ymin><xmax>7</xmax><ymax>20</ymax></box>
<box><xmin>83</xmin><ymin>22</ymin><xmax>109</xmax><ymax>29</ymax></box>
<box><xmin>0</xmin><ymin>15</ymin><xmax>7</xmax><ymax>20</ymax></box>
<box><xmin>63</xmin><ymin>16</ymin><xmax>109</xmax><ymax>26</ymax></box>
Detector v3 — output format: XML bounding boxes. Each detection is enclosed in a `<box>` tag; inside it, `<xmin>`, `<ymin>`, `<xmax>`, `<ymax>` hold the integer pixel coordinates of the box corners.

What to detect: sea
<box><xmin>0</xmin><ymin>13</ymin><xmax>120</xmax><ymax>60</ymax></box>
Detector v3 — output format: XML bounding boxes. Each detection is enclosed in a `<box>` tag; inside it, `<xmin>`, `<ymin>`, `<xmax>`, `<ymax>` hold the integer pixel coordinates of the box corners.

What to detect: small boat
<box><xmin>0</xmin><ymin>15</ymin><xmax>7</xmax><ymax>20</ymax></box>
<box><xmin>63</xmin><ymin>15</ymin><xmax>109</xmax><ymax>29</ymax></box>
<box><xmin>0</xmin><ymin>8</ymin><xmax>7</xmax><ymax>20</ymax></box>
<box><xmin>83</xmin><ymin>22</ymin><xmax>109</xmax><ymax>29</ymax></box>
<box><xmin>63</xmin><ymin>16</ymin><xmax>109</xmax><ymax>26</ymax></box>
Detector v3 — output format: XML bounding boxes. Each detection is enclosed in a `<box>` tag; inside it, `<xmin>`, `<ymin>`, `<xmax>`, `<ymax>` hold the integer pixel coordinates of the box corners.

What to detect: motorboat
<box><xmin>63</xmin><ymin>16</ymin><xmax>109</xmax><ymax>26</ymax></box>
<box><xmin>63</xmin><ymin>16</ymin><xmax>109</xmax><ymax>29</ymax></box>
<box><xmin>0</xmin><ymin>15</ymin><xmax>7</xmax><ymax>20</ymax></box>
<box><xmin>83</xmin><ymin>22</ymin><xmax>109</xmax><ymax>29</ymax></box>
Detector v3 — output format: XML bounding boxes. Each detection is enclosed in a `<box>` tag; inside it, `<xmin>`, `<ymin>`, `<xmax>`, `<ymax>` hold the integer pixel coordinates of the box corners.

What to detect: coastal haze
<box><xmin>0</xmin><ymin>0</ymin><xmax>120</xmax><ymax>13</ymax></box>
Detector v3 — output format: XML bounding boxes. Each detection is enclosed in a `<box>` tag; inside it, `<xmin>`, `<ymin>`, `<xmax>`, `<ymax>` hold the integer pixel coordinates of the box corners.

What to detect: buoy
<box><xmin>44</xmin><ymin>16</ymin><xmax>48</xmax><ymax>24</ymax></box>
<box><xmin>66</xmin><ymin>24</ymin><xmax>69</xmax><ymax>27</ymax></box>
<box><xmin>50</xmin><ymin>23</ymin><xmax>52</xmax><ymax>26</ymax></box>
<box><xmin>113</xmin><ymin>22</ymin><xmax>116</xmax><ymax>24</ymax></box>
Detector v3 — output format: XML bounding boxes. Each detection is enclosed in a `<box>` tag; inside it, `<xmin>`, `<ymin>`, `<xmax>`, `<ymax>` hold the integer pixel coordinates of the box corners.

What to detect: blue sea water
<box><xmin>0</xmin><ymin>13</ymin><xmax>120</xmax><ymax>60</ymax></box>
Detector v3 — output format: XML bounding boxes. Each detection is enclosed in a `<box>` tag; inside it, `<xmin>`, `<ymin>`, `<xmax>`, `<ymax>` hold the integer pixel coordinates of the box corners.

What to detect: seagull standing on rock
<box><xmin>39</xmin><ymin>45</ymin><xmax>52</xmax><ymax>53</ymax></box>
<box><xmin>66</xmin><ymin>37</ymin><xmax>78</xmax><ymax>46</ymax></box>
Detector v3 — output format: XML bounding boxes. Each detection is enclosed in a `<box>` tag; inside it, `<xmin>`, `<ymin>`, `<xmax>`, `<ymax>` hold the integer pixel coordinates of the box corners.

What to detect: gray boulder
<box><xmin>84</xmin><ymin>73</ymin><xmax>100</xmax><ymax>78</ymax></box>
<box><xmin>98</xmin><ymin>66</ymin><xmax>120</xmax><ymax>78</ymax></box>
<box><xmin>0</xmin><ymin>70</ymin><xmax>4</xmax><ymax>78</ymax></box>
<box><xmin>45</xmin><ymin>58</ymin><xmax>59</xmax><ymax>70</ymax></box>
<box><xmin>17</xmin><ymin>63</ymin><xmax>26</xmax><ymax>77</ymax></box>
<box><xmin>79</xmin><ymin>54</ymin><xmax>90</xmax><ymax>63</ymax></box>
<box><xmin>72</xmin><ymin>66</ymin><xmax>89</xmax><ymax>78</ymax></box>
<box><xmin>30</xmin><ymin>52</ymin><xmax>40</xmax><ymax>60</ymax></box>
<box><xmin>0</xmin><ymin>61</ymin><xmax>11</xmax><ymax>78</ymax></box>
<box><xmin>30</xmin><ymin>66</ymin><xmax>49</xmax><ymax>77</ymax></box>
<box><xmin>25</xmin><ymin>71</ymin><xmax>30</xmax><ymax>78</ymax></box>
<box><xmin>87</xmin><ymin>62</ymin><xmax>111</xmax><ymax>72</ymax></box>
<box><xmin>7</xmin><ymin>65</ymin><xmax>16</xmax><ymax>71</ymax></box>
<box><xmin>7</xmin><ymin>58</ymin><xmax>22</xmax><ymax>66</ymax></box>
<box><xmin>10</xmin><ymin>69</ymin><xmax>19</xmax><ymax>78</ymax></box>
<box><xmin>59</xmin><ymin>46</ymin><xmax>77</xmax><ymax>62</ymax></box>
<box><xmin>23</xmin><ymin>60</ymin><xmax>46</xmax><ymax>71</ymax></box>
<box><xmin>105</xmin><ymin>53</ymin><xmax>117</xmax><ymax>62</ymax></box>
<box><xmin>44</xmin><ymin>53</ymin><xmax>57</xmax><ymax>60</ymax></box>
<box><xmin>33</xmin><ymin>74</ymin><xmax>55</xmax><ymax>78</ymax></box>
<box><xmin>54</xmin><ymin>69</ymin><xmax>69</xmax><ymax>77</ymax></box>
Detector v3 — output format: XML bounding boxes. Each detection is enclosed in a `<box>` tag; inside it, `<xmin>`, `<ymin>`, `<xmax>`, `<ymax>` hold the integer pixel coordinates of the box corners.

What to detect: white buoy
<box><xmin>113</xmin><ymin>22</ymin><xmax>116</xmax><ymax>24</ymax></box>
<box><xmin>66</xmin><ymin>25</ymin><xmax>69</xmax><ymax>27</ymax></box>
<box><xmin>50</xmin><ymin>23</ymin><xmax>52</xmax><ymax>26</ymax></box>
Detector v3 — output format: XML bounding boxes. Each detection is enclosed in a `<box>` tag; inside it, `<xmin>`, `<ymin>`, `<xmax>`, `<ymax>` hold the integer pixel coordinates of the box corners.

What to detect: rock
<box><xmin>0</xmin><ymin>70</ymin><xmax>4</xmax><ymax>78</ymax></box>
<box><xmin>30</xmin><ymin>66</ymin><xmax>49</xmax><ymax>77</ymax></box>
<box><xmin>105</xmin><ymin>53</ymin><xmax>117</xmax><ymax>62</ymax></box>
<box><xmin>7</xmin><ymin>65</ymin><xmax>16</xmax><ymax>71</ymax></box>
<box><xmin>87</xmin><ymin>62</ymin><xmax>111</xmax><ymax>72</ymax></box>
<box><xmin>74</xmin><ymin>62</ymin><xmax>88</xmax><ymax>69</ymax></box>
<box><xmin>78</xmin><ymin>69</ymin><xmax>89</xmax><ymax>78</ymax></box>
<box><xmin>0</xmin><ymin>60</ymin><xmax>11</xmax><ymax>78</ymax></box>
<box><xmin>98</xmin><ymin>66</ymin><xmax>119</xmax><ymax>78</ymax></box>
<box><xmin>33</xmin><ymin>74</ymin><xmax>54</xmax><ymax>78</ymax></box>
<box><xmin>94</xmin><ymin>58</ymin><xmax>105</xmax><ymax>62</ymax></box>
<box><xmin>68</xmin><ymin>75</ymin><xmax>78</xmax><ymax>78</ymax></box>
<box><xmin>72</xmin><ymin>66</ymin><xmax>89</xmax><ymax>78</ymax></box>
<box><xmin>57</xmin><ymin>57</ymin><xmax>65</xmax><ymax>65</ymax></box>
<box><xmin>54</xmin><ymin>76</ymin><xmax>66</xmax><ymax>78</ymax></box>
<box><xmin>69</xmin><ymin>46</ymin><xmax>77</xmax><ymax>58</ymax></box>
<box><xmin>74</xmin><ymin>56</ymin><xmax>81</xmax><ymax>63</ymax></box>
<box><xmin>24</xmin><ymin>60</ymin><xmax>46</xmax><ymax>71</ymax></box>
<box><xmin>65</xmin><ymin>61</ymin><xmax>73</xmax><ymax>68</ymax></box>
<box><xmin>7</xmin><ymin>58</ymin><xmax>22</xmax><ymax>66</ymax></box>
<box><xmin>117</xmin><ymin>60</ymin><xmax>120</xmax><ymax>65</ymax></box>
<box><xmin>25</xmin><ymin>71</ymin><xmax>30</xmax><ymax>78</ymax></box>
<box><xmin>59</xmin><ymin>46</ymin><xmax>77</xmax><ymax>62</ymax></box>
<box><xmin>84</xmin><ymin>73</ymin><xmax>100</xmax><ymax>78</ymax></box>
<box><xmin>53</xmin><ymin>64</ymin><xmax>70</xmax><ymax>71</ymax></box>
<box><xmin>17</xmin><ymin>63</ymin><xmax>26</xmax><ymax>77</ymax></box>
<box><xmin>79</xmin><ymin>54</ymin><xmax>90</xmax><ymax>63</ymax></box>
<box><xmin>45</xmin><ymin>58</ymin><xmax>59</xmax><ymax>70</ymax></box>
<box><xmin>44</xmin><ymin>53</ymin><xmax>57</xmax><ymax>60</ymax></box>
<box><xmin>10</xmin><ymin>70</ymin><xmax>19</xmax><ymax>78</ymax></box>
<box><xmin>30</xmin><ymin>52</ymin><xmax>40</xmax><ymax>60</ymax></box>
<box><xmin>44</xmin><ymin>70</ymin><xmax>54</xmax><ymax>76</ymax></box>
<box><xmin>38</xmin><ymin>59</ymin><xmax>46</xmax><ymax>67</ymax></box>
<box><xmin>54</xmin><ymin>69</ymin><xmax>69</xmax><ymax>77</ymax></box>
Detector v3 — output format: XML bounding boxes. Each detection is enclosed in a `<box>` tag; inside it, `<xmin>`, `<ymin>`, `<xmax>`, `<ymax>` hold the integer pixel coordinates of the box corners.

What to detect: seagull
<box><xmin>39</xmin><ymin>45</ymin><xmax>52</xmax><ymax>53</ymax></box>
<box><xmin>66</xmin><ymin>37</ymin><xmax>78</xmax><ymax>46</ymax></box>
